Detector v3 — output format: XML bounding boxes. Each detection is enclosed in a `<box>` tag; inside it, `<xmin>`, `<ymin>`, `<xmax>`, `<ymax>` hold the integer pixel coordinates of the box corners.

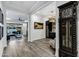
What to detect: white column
<box><xmin>55</xmin><ymin>2</ymin><xmax>59</xmax><ymax>56</ymax></box>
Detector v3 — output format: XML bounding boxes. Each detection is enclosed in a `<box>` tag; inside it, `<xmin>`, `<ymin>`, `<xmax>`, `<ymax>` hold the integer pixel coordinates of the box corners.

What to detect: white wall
<box><xmin>30</xmin><ymin>2</ymin><xmax>56</xmax><ymax>42</ymax></box>
<box><xmin>30</xmin><ymin>14</ymin><xmax>47</xmax><ymax>42</ymax></box>
<box><xmin>0</xmin><ymin>2</ymin><xmax>7</xmax><ymax>56</ymax></box>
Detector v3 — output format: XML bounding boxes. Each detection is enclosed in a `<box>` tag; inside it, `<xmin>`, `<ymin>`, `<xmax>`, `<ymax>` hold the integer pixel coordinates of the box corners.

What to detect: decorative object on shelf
<box><xmin>34</xmin><ymin>22</ymin><xmax>43</xmax><ymax>29</ymax></box>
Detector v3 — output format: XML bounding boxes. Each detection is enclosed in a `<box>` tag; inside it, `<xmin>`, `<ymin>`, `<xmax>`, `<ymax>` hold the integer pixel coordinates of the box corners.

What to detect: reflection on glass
<box><xmin>62</xmin><ymin>19</ymin><xmax>72</xmax><ymax>48</ymax></box>
<box><xmin>62</xmin><ymin>36</ymin><xmax>66</xmax><ymax>46</ymax></box>
<box><xmin>69</xmin><ymin>20</ymin><xmax>72</xmax><ymax>48</ymax></box>
<box><xmin>66</xmin><ymin>21</ymin><xmax>69</xmax><ymax>47</ymax></box>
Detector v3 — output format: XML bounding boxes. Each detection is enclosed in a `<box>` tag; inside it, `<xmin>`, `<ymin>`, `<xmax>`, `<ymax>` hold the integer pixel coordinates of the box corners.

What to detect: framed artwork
<box><xmin>34</xmin><ymin>22</ymin><xmax>43</xmax><ymax>29</ymax></box>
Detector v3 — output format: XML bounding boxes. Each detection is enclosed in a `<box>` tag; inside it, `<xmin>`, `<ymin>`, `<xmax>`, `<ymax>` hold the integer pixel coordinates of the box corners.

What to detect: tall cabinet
<box><xmin>58</xmin><ymin>1</ymin><xmax>78</xmax><ymax>57</ymax></box>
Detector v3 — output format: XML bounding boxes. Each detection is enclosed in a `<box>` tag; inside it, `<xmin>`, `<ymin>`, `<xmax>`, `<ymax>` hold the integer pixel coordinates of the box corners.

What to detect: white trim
<box><xmin>55</xmin><ymin>1</ymin><xmax>59</xmax><ymax>57</ymax></box>
<box><xmin>28</xmin><ymin>15</ymin><xmax>31</xmax><ymax>42</ymax></box>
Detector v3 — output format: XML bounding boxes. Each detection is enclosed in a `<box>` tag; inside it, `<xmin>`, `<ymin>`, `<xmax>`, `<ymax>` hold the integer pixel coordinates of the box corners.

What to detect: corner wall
<box><xmin>30</xmin><ymin>14</ymin><xmax>48</xmax><ymax>42</ymax></box>
<box><xmin>30</xmin><ymin>2</ymin><xmax>56</xmax><ymax>42</ymax></box>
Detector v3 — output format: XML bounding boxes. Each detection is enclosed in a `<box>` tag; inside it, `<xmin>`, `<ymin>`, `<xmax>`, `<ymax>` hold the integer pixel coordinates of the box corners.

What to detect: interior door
<box><xmin>46</xmin><ymin>21</ymin><xmax>49</xmax><ymax>38</ymax></box>
<box><xmin>58</xmin><ymin>1</ymin><xmax>78</xmax><ymax>57</ymax></box>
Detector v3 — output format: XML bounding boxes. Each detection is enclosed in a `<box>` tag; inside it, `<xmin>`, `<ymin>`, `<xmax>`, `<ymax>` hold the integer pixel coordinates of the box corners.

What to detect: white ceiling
<box><xmin>35</xmin><ymin>2</ymin><xmax>56</xmax><ymax>18</ymax></box>
<box><xmin>6</xmin><ymin>9</ymin><xmax>28</xmax><ymax>21</ymax></box>
<box><xmin>2</xmin><ymin>1</ymin><xmax>52</xmax><ymax>21</ymax></box>
<box><xmin>2</xmin><ymin>1</ymin><xmax>52</xmax><ymax>14</ymax></box>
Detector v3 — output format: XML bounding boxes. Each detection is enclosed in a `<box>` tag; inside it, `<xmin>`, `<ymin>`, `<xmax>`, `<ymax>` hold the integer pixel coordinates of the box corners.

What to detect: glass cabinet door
<box><xmin>61</xmin><ymin>19</ymin><xmax>72</xmax><ymax>50</ymax></box>
<box><xmin>61</xmin><ymin>7</ymin><xmax>73</xmax><ymax>50</ymax></box>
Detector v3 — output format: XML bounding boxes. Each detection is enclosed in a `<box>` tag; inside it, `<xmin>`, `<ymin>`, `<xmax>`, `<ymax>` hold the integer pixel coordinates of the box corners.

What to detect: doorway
<box><xmin>6</xmin><ymin>22</ymin><xmax>28</xmax><ymax>45</ymax></box>
<box><xmin>22</xmin><ymin>22</ymin><xmax>28</xmax><ymax>41</ymax></box>
<box><xmin>45</xmin><ymin>17</ymin><xmax>56</xmax><ymax>55</ymax></box>
<box><xmin>46</xmin><ymin>20</ymin><xmax>56</xmax><ymax>39</ymax></box>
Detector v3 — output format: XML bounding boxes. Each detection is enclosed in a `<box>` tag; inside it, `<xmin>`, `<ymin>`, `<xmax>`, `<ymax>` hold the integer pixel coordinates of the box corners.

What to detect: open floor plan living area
<box><xmin>0</xmin><ymin>1</ymin><xmax>79</xmax><ymax>57</ymax></box>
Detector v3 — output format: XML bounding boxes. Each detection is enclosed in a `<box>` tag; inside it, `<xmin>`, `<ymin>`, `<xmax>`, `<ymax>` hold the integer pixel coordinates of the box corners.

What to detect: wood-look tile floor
<box><xmin>2</xmin><ymin>38</ymin><xmax>55</xmax><ymax>57</ymax></box>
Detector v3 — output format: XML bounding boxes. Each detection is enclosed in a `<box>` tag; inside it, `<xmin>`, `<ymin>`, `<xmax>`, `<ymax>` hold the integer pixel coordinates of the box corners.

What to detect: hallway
<box><xmin>0</xmin><ymin>1</ymin><xmax>78</xmax><ymax>57</ymax></box>
<box><xmin>2</xmin><ymin>38</ymin><xmax>55</xmax><ymax>57</ymax></box>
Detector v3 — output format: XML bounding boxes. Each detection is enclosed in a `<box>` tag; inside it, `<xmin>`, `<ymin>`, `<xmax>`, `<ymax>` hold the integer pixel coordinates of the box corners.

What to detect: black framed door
<box><xmin>58</xmin><ymin>1</ymin><xmax>78</xmax><ymax>57</ymax></box>
<box><xmin>46</xmin><ymin>21</ymin><xmax>53</xmax><ymax>38</ymax></box>
<box><xmin>46</xmin><ymin>21</ymin><xmax>49</xmax><ymax>38</ymax></box>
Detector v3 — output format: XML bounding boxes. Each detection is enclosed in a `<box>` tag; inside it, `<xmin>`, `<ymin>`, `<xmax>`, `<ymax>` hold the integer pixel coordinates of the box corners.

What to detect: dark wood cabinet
<box><xmin>58</xmin><ymin>1</ymin><xmax>78</xmax><ymax>57</ymax></box>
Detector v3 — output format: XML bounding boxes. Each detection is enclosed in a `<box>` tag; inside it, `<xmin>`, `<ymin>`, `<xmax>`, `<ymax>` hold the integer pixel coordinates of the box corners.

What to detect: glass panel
<box><xmin>62</xmin><ymin>19</ymin><xmax>66</xmax><ymax>47</ymax></box>
<box><xmin>66</xmin><ymin>21</ymin><xmax>69</xmax><ymax>47</ymax></box>
<box><xmin>68</xmin><ymin>20</ymin><xmax>72</xmax><ymax>48</ymax></box>
<box><xmin>62</xmin><ymin>35</ymin><xmax>66</xmax><ymax>46</ymax></box>
<box><xmin>61</xmin><ymin>8</ymin><xmax>73</xmax><ymax>48</ymax></box>
<box><xmin>62</xmin><ymin>19</ymin><xmax>72</xmax><ymax>49</ymax></box>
